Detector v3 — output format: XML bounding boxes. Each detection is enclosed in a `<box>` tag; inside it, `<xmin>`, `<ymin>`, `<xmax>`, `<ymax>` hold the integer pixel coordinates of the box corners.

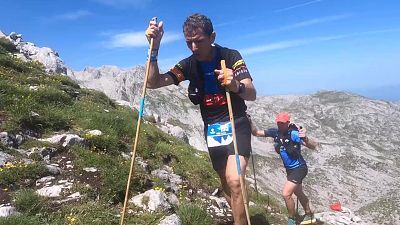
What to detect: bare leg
<box><xmin>216</xmin><ymin>168</ymin><xmax>232</xmax><ymax>206</ymax></box>
<box><xmin>225</xmin><ymin>155</ymin><xmax>249</xmax><ymax>225</ymax></box>
<box><xmin>282</xmin><ymin>180</ymin><xmax>298</xmax><ymax>218</ymax></box>
<box><xmin>294</xmin><ymin>184</ymin><xmax>312</xmax><ymax>214</ymax></box>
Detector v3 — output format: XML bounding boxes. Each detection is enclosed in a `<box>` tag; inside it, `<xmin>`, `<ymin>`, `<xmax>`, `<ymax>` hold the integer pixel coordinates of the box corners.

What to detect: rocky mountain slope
<box><xmin>246</xmin><ymin>92</ymin><xmax>400</xmax><ymax>225</ymax></box>
<box><xmin>70</xmin><ymin>66</ymin><xmax>207</xmax><ymax>151</ymax></box>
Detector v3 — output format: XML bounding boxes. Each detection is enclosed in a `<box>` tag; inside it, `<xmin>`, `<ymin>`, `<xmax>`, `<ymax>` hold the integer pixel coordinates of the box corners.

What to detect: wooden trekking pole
<box><xmin>119</xmin><ymin>17</ymin><xmax>157</xmax><ymax>225</ymax></box>
<box><xmin>221</xmin><ymin>60</ymin><xmax>252</xmax><ymax>225</ymax></box>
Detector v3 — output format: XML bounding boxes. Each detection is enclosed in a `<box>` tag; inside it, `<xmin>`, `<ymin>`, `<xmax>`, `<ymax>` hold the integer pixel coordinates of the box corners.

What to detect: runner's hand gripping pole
<box><xmin>120</xmin><ymin>17</ymin><xmax>157</xmax><ymax>225</ymax></box>
<box><xmin>221</xmin><ymin>60</ymin><xmax>252</xmax><ymax>225</ymax></box>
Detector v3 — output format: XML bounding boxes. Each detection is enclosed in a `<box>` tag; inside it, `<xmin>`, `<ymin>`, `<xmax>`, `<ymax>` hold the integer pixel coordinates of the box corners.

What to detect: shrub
<box><xmin>177</xmin><ymin>202</ymin><xmax>213</xmax><ymax>225</ymax></box>
<box><xmin>34</xmin><ymin>86</ymin><xmax>73</xmax><ymax>106</ymax></box>
<box><xmin>53</xmin><ymin>75</ymin><xmax>81</xmax><ymax>89</ymax></box>
<box><xmin>49</xmin><ymin>202</ymin><xmax>120</xmax><ymax>225</ymax></box>
<box><xmin>16</xmin><ymin>106</ymin><xmax>72</xmax><ymax>134</ymax></box>
<box><xmin>0</xmin><ymin>162</ymin><xmax>46</xmax><ymax>187</ymax></box>
<box><xmin>14</xmin><ymin>189</ymin><xmax>45</xmax><ymax>215</ymax></box>
<box><xmin>79</xmin><ymin>89</ymin><xmax>116</xmax><ymax>108</ymax></box>
<box><xmin>0</xmin><ymin>37</ymin><xmax>17</xmax><ymax>53</ymax></box>
<box><xmin>0</xmin><ymin>53</ymin><xmax>40</xmax><ymax>73</ymax></box>
<box><xmin>0</xmin><ymin>215</ymin><xmax>42</xmax><ymax>225</ymax></box>
<box><xmin>84</xmin><ymin>134</ymin><xmax>127</xmax><ymax>155</ymax></box>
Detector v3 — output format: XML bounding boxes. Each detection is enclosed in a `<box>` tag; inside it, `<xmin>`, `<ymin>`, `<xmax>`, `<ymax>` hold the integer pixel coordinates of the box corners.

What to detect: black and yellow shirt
<box><xmin>167</xmin><ymin>44</ymin><xmax>252</xmax><ymax>124</ymax></box>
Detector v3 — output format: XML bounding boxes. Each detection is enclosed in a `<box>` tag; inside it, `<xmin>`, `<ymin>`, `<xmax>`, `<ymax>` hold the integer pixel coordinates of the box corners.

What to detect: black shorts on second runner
<box><xmin>286</xmin><ymin>166</ymin><xmax>308</xmax><ymax>184</ymax></box>
<box><xmin>205</xmin><ymin>116</ymin><xmax>252</xmax><ymax>171</ymax></box>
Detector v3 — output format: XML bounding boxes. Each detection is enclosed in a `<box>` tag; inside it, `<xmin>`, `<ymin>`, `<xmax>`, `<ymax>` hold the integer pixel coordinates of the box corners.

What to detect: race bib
<box><xmin>206</xmin><ymin>121</ymin><xmax>233</xmax><ymax>147</ymax></box>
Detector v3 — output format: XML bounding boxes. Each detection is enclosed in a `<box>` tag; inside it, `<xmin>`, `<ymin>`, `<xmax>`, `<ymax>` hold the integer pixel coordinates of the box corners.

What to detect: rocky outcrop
<box><xmin>0</xmin><ymin>152</ymin><xmax>14</xmax><ymax>167</ymax></box>
<box><xmin>315</xmin><ymin>211</ymin><xmax>362</xmax><ymax>225</ymax></box>
<box><xmin>158</xmin><ymin>214</ymin><xmax>181</xmax><ymax>225</ymax></box>
<box><xmin>0</xmin><ymin>132</ymin><xmax>23</xmax><ymax>148</ymax></box>
<box><xmin>0</xmin><ymin>205</ymin><xmax>18</xmax><ymax>217</ymax></box>
<box><xmin>151</xmin><ymin>166</ymin><xmax>183</xmax><ymax>194</ymax></box>
<box><xmin>130</xmin><ymin>189</ymin><xmax>171</xmax><ymax>212</ymax></box>
<box><xmin>1</xmin><ymin>31</ymin><xmax>68</xmax><ymax>74</ymax></box>
<box><xmin>38</xmin><ymin>134</ymin><xmax>84</xmax><ymax>147</ymax></box>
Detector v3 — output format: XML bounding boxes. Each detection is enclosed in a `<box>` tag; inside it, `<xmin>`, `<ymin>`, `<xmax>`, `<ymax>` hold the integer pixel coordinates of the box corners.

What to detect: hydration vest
<box><xmin>187</xmin><ymin>45</ymin><xmax>223</xmax><ymax>105</ymax></box>
<box><xmin>182</xmin><ymin>44</ymin><xmax>248</xmax><ymax>123</ymax></box>
<box><xmin>273</xmin><ymin>123</ymin><xmax>301</xmax><ymax>158</ymax></box>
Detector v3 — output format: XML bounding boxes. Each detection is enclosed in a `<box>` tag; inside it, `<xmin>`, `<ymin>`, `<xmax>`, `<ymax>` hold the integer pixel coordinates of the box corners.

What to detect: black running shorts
<box><xmin>286</xmin><ymin>166</ymin><xmax>308</xmax><ymax>184</ymax></box>
<box><xmin>205</xmin><ymin>116</ymin><xmax>252</xmax><ymax>171</ymax></box>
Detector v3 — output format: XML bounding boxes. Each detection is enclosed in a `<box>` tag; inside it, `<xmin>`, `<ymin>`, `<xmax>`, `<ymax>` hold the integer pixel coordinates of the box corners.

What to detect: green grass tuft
<box><xmin>177</xmin><ymin>202</ymin><xmax>213</xmax><ymax>225</ymax></box>
<box><xmin>14</xmin><ymin>189</ymin><xmax>46</xmax><ymax>215</ymax></box>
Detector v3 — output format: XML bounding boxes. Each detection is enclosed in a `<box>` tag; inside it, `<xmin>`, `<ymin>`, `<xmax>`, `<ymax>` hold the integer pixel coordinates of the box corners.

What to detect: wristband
<box><xmin>149</xmin><ymin>49</ymin><xmax>158</xmax><ymax>62</ymax></box>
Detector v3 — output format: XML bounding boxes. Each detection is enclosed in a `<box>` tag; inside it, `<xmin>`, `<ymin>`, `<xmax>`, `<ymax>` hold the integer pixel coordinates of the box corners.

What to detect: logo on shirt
<box><xmin>204</xmin><ymin>94</ymin><xmax>227</xmax><ymax>107</ymax></box>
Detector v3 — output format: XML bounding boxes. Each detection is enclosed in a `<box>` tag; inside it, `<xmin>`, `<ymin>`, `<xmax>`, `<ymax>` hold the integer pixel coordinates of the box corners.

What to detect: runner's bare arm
<box><xmin>238</xmin><ymin>78</ymin><xmax>256</xmax><ymax>101</ymax></box>
<box><xmin>302</xmin><ymin>136</ymin><xmax>318</xmax><ymax>150</ymax></box>
<box><xmin>145</xmin><ymin>18</ymin><xmax>175</xmax><ymax>89</ymax></box>
<box><xmin>299</xmin><ymin>126</ymin><xmax>317</xmax><ymax>150</ymax></box>
<box><xmin>247</xmin><ymin>115</ymin><xmax>265</xmax><ymax>137</ymax></box>
<box><xmin>147</xmin><ymin>69</ymin><xmax>175</xmax><ymax>89</ymax></box>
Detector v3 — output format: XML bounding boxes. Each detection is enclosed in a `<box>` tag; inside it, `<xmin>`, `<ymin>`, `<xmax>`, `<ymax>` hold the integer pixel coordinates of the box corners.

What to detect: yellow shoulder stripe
<box><xmin>232</xmin><ymin>59</ymin><xmax>245</xmax><ymax>70</ymax></box>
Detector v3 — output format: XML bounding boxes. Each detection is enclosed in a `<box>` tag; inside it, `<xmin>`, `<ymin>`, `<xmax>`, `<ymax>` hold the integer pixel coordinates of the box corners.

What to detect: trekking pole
<box><xmin>221</xmin><ymin>60</ymin><xmax>252</xmax><ymax>225</ymax></box>
<box><xmin>250</xmin><ymin>152</ymin><xmax>259</xmax><ymax>197</ymax></box>
<box><xmin>119</xmin><ymin>17</ymin><xmax>157</xmax><ymax>225</ymax></box>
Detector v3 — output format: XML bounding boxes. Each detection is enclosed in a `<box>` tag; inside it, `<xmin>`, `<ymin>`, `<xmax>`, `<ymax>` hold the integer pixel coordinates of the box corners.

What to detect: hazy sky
<box><xmin>1</xmin><ymin>0</ymin><xmax>399</xmax><ymax>97</ymax></box>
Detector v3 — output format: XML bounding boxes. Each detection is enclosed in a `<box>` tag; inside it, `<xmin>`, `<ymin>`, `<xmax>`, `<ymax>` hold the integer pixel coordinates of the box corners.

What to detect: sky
<box><xmin>1</xmin><ymin>0</ymin><xmax>399</xmax><ymax>100</ymax></box>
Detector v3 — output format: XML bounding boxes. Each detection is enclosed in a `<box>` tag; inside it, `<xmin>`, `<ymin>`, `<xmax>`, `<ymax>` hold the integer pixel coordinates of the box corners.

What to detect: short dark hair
<box><xmin>183</xmin><ymin>13</ymin><xmax>214</xmax><ymax>36</ymax></box>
